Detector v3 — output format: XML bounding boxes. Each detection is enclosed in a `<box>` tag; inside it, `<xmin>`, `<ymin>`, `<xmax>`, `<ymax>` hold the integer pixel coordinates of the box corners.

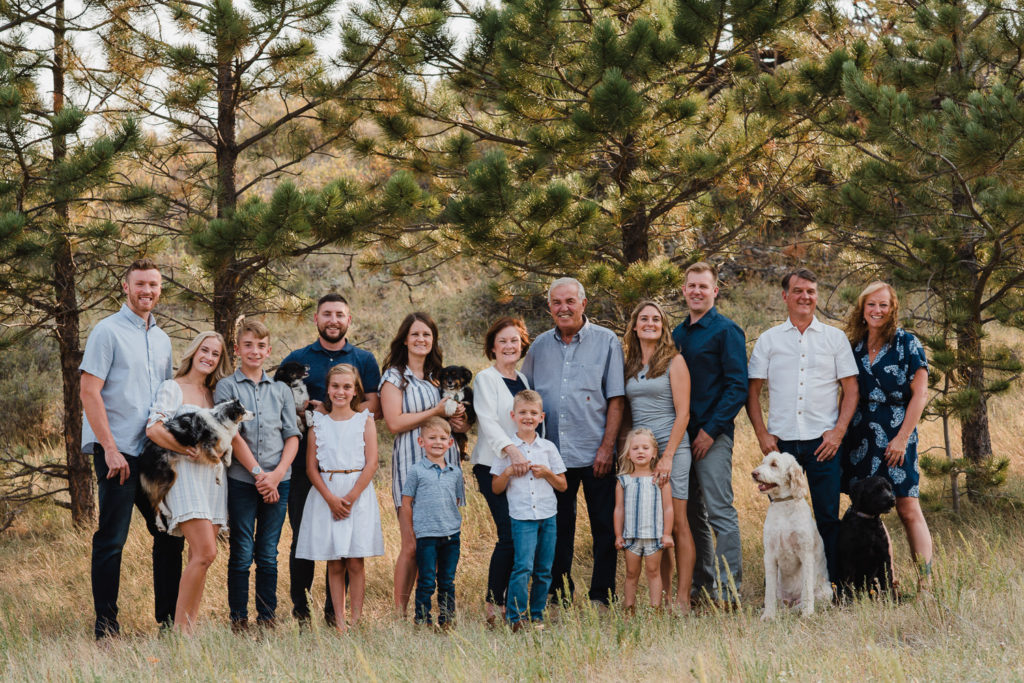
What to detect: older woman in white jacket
<box><xmin>471</xmin><ymin>316</ymin><xmax>532</xmax><ymax>625</ymax></box>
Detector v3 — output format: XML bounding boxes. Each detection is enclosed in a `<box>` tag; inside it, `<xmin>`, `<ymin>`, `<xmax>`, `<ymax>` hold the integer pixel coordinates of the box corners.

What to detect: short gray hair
<box><xmin>548</xmin><ymin>277</ymin><xmax>586</xmax><ymax>302</ymax></box>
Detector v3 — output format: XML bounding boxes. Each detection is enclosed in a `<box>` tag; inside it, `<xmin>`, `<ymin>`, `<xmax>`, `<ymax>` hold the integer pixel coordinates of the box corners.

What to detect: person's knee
<box><xmin>625</xmin><ymin>563</ymin><xmax>642</xmax><ymax>581</ymax></box>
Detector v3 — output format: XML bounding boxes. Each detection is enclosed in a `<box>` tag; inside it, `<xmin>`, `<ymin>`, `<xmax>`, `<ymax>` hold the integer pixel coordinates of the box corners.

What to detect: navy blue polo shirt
<box><xmin>281</xmin><ymin>339</ymin><xmax>382</xmax><ymax>403</ymax></box>
<box><xmin>671</xmin><ymin>306</ymin><xmax>748</xmax><ymax>441</ymax></box>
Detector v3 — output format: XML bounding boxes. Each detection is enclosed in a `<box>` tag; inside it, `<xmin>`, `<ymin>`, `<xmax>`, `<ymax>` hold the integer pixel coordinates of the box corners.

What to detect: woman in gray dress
<box><xmin>623</xmin><ymin>300</ymin><xmax>695</xmax><ymax>612</ymax></box>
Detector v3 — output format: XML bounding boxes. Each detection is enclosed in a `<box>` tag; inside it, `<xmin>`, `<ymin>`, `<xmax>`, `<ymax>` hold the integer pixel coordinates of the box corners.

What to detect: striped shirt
<box><xmin>380</xmin><ymin>366</ymin><xmax>460</xmax><ymax>508</ymax></box>
<box><xmin>618</xmin><ymin>474</ymin><xmax>663</xmax><ymax>540</ymax></box>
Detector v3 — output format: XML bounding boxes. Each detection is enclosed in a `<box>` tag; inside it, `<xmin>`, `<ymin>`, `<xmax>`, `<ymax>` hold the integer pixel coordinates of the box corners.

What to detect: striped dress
<box><xmin>147</xmin><ymin>379</ymin><xmax>228</xmax><ymax>536</ymax></box>
<box><xmin>617</xmin><ymin>474</ymin><xmax>663</xmax><ymax>540</ymax></box>
<box><xmin>380</xmin><ymin>366</ymin><xmax>460</xmax><ymax>508</ymax></box>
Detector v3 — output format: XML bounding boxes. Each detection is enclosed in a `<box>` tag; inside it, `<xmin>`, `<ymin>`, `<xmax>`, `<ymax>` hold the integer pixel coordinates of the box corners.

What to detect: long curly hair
<box><xmin>174</xmin><ymin>331</ymin><xmax>232</xmax><ymax>390</ymax></box>
<box><xmin>382</xmin><ymin>312</ymin><xmax>444</xmax><ymax>388</ymax></box>
<box><xmin>844</xmin><ymin>281</ymin><xmax>900</xmax><ymax>345</ymax></box>
<box><xmin>623</xmin><ymin>300</ymin><xmax>676</xmax><ymax>381</ymax></box>
<box><xmin>322</xmin><ymin>364</ymin><xmax>365</xmax><ymax>413</ymax></box>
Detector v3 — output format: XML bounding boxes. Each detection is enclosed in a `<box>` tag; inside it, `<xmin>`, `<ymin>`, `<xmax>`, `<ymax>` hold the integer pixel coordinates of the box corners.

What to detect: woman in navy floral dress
<box><xmin>843</xmin><ymin>281</ymin><xmax>933</xmax><ymax>585</ymax></box>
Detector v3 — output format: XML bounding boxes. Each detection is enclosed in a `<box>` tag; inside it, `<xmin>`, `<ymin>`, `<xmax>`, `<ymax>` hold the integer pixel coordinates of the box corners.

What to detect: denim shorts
<box><xmin>624</xmin><ymin>538</ymin><xmax>663</xmax><ymax>557</ymax></box>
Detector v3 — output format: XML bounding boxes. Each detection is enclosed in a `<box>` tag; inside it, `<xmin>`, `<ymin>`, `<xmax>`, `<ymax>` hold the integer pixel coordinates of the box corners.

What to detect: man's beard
<box><xmin>318</xmin><ymin>324</ymin><xmax>348</xmax><ymax>343</ymax></box>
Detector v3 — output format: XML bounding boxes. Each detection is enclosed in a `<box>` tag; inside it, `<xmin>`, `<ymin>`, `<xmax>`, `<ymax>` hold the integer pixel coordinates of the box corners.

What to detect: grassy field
<box><xmin>1</xmin><ymin>263</ymin><xmax>1023</xmax><ymax>680</ymax></box>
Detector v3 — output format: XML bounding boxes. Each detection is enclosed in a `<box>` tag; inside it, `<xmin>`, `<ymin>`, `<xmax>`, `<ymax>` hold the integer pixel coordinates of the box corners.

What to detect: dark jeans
<box><xmin>777</xmin><ymin>437</ymin><xmax>841</xmax><ymax>581</ymax></box>
<box><xmin>473</xmin><ymin>464</ymin><xmax>514</xmax><ymax>607</ymax></box>
<box><xmin>549</xmin><ymin>466</ymin><xmax>617</xmax><ymax>605</ymax></box>
<box><xmin>414</xmin><ymin>532</ymin><xmax>460</xmax><ymax>625</ymax></box>
<box><xmin>227</xmin><ymin>477</ymin><xmax>290</xmax><ymax>623</ymax></box>
<box><xmin>90</xmin><ymin>445</ymin><xmax>184</xmax><ymax>639</ymax></box>
<box><xmin>288</xmin><ymin>459</ymin><xmax>334</xmax><ymax>621</ymax></box>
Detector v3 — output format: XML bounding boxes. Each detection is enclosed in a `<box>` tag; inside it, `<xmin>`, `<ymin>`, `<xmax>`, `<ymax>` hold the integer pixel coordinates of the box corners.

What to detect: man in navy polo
<box><xmin>671</xmin><ymin>262</ymin><xmax>748</xmax><ymax>606</ymax></box>
<box><xmin>281</xmin><ymin>293</ymin><xmax>381</xmax><ymax>624</ymax></box>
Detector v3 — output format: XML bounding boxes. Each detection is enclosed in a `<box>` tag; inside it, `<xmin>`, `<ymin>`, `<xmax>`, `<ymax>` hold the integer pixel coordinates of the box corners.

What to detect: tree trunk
<box><xmin>621</xmin><ymin>207</ymin><xmax>650</xmax><ymax>264</ymax></box>
<box><xmin>52</xmin><ymin>0</ymin><xmax>95</xmax><ymax>526</ymax></box>
<box><xmin>213</xmin><ymin>8</ymin><xmax>240</xmax><ymax>353</ymax></box>
<box><xmin>212</xmin><ymin>268</ymin><xmax>242</xmax><ymax>353</ymax></box>
<box><xmin>957</xmin><ymin>320</ymin><xmax>993</xmax><ymax>499</ymax></box>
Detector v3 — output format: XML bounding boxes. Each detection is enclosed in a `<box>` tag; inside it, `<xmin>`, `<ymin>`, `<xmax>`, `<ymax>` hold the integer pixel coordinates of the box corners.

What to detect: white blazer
<box><xmin>470</xmin><ymin>365</ymin><xmax>530</xmax><ymax>467</ymax></box>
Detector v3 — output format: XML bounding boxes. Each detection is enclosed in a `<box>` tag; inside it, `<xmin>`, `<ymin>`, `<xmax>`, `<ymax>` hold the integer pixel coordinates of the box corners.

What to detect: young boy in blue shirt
<box><xmin>401</xmin><ymin>416</ymin><xmax>465</xmax><ymax>628</ymax></box>
<box><xmin>215</xmin><ymin>320</ymin><xmax>301</xmax><ymax>630</ymax></box>
<box><xmin>491</xmin><ymin>390</ymin><xmax>566</xmax><ymax>630</ymax></box>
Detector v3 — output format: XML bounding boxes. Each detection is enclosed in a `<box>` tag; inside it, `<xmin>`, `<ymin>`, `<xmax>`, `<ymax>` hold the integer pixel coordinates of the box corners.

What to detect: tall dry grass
<box><xmin>1</xmin><ymin>265</ymin><xmax>1023</xmax><ymax>680</ymax></box>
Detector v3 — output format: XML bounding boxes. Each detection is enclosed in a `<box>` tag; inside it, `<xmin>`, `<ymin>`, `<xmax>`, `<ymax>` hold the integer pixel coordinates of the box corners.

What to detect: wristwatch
<box><xmin>251</xmin><ymin>465</ymin><xmax>264</xmax><ymax>475</ymax></box>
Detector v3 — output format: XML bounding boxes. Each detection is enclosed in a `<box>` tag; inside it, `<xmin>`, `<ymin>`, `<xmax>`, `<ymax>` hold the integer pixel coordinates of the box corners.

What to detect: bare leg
<box><xmin>672</xmin><ymin>499</ymin><xmax>695</xmax><ymax>613</ymax></box>
<box><xmin>174</xmin><ymin>520</ymin><xmax>219</xmax><ymax>635</ymax></box>
<box><xmin>327</xmin><ymin>560</ymin><xmax>348</xmax><ymax>633</ymax></box>
<box><xmin>895</xmin><ymin>497</ymin><xmax>933</xmax><ymax>588</ymax></box>
<box><xmin>394</xmin><ymin>507</ymin><xmax>418</xmax><ymax>617</ymax></box>
<box><xmin>346</xmin><ymin>558</ymin><xmax>365</xmax><ymax>626</ymax></box>
<box><xmin>623</xmin><ymin>550</ymin><xmax>641</xmax><ymax>611</ymax></box>
<box><xmin>645</xmin><ymin>551</ymin><xmax>663</xmax><ymax>608</ymax></box>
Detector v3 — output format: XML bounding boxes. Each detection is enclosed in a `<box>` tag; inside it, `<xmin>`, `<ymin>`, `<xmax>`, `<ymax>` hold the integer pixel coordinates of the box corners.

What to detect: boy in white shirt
<box><xmin>491</xmin><ymin>390</ymin><xmax>567</xmax><ymax>630</ymax></box>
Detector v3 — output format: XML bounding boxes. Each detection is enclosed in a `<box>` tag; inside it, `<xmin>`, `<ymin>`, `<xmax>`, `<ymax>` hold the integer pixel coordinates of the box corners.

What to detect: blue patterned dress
<box><xmin>842</xmin><ymin>328</ymin><xmax>928</xmax><ymax>497</ymax></box>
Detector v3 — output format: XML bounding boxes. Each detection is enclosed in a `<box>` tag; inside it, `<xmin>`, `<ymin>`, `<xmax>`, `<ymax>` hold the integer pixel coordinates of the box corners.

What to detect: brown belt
<box><xmin>320</xmin><ymin>467</ymin><xmax>362</xmax><ymax>481</ymax></box>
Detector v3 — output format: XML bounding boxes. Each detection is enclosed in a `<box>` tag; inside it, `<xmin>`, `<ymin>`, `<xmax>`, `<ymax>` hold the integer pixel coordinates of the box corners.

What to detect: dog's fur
<box><xmin>140</xmin><ymin>399</ymin><xmax>254</xmax><ymax>530</ymax></box>
<box><xmin>438</xmin><ymin>365</ymin><xmax>476</xmax><ymax>460</ymax></box>
<box><xmin>274</xmin><ymin>361</ymin><xmax>312</xmax><ymax>432</ymax></box>
<box><xmin>836</xmin><ymin>476</ymin><xmax>896</xmax><ymax>601</ymax></box>
<box><xmin>752</xmin><ymin>451</ymin><xmax>833</xmax><ymax>618</ymax></box>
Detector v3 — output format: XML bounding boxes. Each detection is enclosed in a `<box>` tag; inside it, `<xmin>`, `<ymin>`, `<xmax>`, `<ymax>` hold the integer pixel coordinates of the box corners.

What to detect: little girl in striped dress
<box><xmin>614</xmin><ymin>428</ymin><xmax>675</xmax><ymax>611</ymax></box>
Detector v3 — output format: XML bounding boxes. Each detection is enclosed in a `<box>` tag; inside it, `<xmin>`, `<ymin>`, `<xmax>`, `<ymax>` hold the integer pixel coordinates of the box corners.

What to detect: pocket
<box><xmin>571</xmin><ymin>363</ymin><xmax>602</xmax><ymax>392</ymax></box>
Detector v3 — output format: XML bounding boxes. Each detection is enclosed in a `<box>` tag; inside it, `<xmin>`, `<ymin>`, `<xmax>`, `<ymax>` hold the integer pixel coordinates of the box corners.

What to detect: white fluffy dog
<box><xmin>752</xmin><ymin>451</ymin><xmax>832</xmax><ymax>618</ymax></box>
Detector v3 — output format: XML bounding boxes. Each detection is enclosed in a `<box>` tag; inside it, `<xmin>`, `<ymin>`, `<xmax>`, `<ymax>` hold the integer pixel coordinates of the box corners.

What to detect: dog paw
<box><xmin>443</xmin><ymin>399</ymin><xmax>458</xmax><ymax>417</ymax></box>
<box><xmin>761</xmin><ymin>609</ymin><xmax>776</xmax><ymax>621</ymax></box>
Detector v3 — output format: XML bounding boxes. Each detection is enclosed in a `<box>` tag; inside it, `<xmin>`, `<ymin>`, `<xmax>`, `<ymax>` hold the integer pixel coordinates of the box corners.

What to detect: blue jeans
<box><xmin>227</xmin><ymin>477</ymin><xmax>290</xmax><ymax>623</ymax></box>
<box><xmin>473</xmin><ymin>464</ymin><xmax>514</xmax><ymax>607</ymax></box>
<box><xmin>507</xmin><ymin>516</ymin><xmax>556</xmax><ymax>624</ymax></box>
<box><xmin>414</xmin><ymin>533</ymin><xmax>460</xmax><ymax>625</ymax></box>
<box><xmin>776</xmin><ymin>438</ymin><xmax>841</xmax><ymax>581</ymax></box>
<box><xmin>90</xmin><ymin>446</ymin><xmax>184</xmax><ymax>638</ymax></box>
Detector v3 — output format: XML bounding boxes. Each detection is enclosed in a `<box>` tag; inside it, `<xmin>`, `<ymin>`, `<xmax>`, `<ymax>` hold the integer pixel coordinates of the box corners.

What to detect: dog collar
<box><xmin>854</xmin><ymin>510</ymin><xmax>879</xmax><ymax>519</ymax></box>
<box><xmin>769</xmin><ymin>494</ymin><xmax>797</xmax><ymax>503</ymax></box>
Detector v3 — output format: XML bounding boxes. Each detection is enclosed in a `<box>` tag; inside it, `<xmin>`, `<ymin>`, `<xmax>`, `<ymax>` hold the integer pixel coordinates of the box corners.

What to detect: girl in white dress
<box><xmin>296</xmin><ymin>364</ymin><xmax>384</xmax><ymax>631</ymax></box>
<box><xmin>145</xmin><ymin>331</ymin><xmax>233</xmax><ymax>634</ymax></box>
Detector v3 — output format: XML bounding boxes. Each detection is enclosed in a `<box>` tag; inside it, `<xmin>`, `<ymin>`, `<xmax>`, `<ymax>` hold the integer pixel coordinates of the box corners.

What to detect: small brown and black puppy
<box><xmin>438</xmin><ymin>365</ymin><xmax>476</xmax><ymax>460</ymax></box>
<box><xmin>836</xmin><ymin>476</ymin><xmax>897</xmax><ymax>601</ymax></box>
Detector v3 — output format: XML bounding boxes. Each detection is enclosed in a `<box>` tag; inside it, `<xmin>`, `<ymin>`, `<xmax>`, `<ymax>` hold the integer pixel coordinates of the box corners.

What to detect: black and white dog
<box><xmin>139</xmin><ymin>398</ymin><xmax>254</xmax><ymax>530</ymax></box>
<box><xmin>836</xmin><ymin>476</ymin><xmax>897</xmax><ymax>601</ymax></box>
<box><xmin>274</xmin><ymin>361</ymin><xmax>312</xmax><ymax>432</ymax></box>
<box><xmin>438</xmin><ymin>365</ymin><xmax>476</xmax><ymax>460</ymax></box>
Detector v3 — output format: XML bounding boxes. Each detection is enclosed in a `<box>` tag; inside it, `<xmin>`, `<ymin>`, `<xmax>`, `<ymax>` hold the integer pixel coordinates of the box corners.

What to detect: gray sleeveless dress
<box><xmin>625</xmin><ymin>365</ymin><xmax>691</xmax><ymax>499</ymax></box>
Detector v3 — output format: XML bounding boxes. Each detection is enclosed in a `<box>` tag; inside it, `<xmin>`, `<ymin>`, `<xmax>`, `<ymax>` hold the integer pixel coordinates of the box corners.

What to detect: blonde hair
<box><xmin>623</xmin><ymin>300</ymin><xmax>676</xmax><ymax>381</ymax></box>
<box><xmin>618</xmin><ymin>428</ymin><xmax>660</xmax><ymax>474</ymax></box>
<box><xmin>322</xmin><ymin>364</ymin><xmax>364</xmax><ymax>413</ymax></box>
<box><xmin>174</xmin><ymin>331</ymin><xmax>231</xmax><ymax>389</ymax></box>
<box><xmin>237</xmin><ymin>319</ymin><xmax>270</xmax><ymax>341</ymax></box>
<box><xmin>844</xmin><ymin>281</ymin><xmax>900</xmax><ymax>345</ymax></box>
<box><xmin>421</xmin><ymin>415</ymin><xmax>452</xmax><ymax>436</ymax></box>
<box><xmin>512</xmin><ymin>389</ymin><xmax>543</xmax><ymax>410</ymax></box>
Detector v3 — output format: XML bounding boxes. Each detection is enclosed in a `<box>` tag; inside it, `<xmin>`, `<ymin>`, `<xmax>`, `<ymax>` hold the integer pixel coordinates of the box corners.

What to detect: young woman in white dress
<box><xmin>295</xmin><ymin>364</ymin><xmax>383</xmax><ymax>631</ymax></box>
<box><xmin>145</xmin><ymin>331</ymin><xmax>233</xmax><ymax>634</ymax></box>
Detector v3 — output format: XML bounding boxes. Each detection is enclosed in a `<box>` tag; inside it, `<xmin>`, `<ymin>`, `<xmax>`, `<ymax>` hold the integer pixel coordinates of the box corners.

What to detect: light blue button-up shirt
<box><xmin>79</xmin><ymin>304</ymin><xmax>174</xmax><ymax>456</ymax></box>
<box><xmin>521</xmin><ymin>319</ymin><xmax>626</xmax><ymax>468</ymax></box>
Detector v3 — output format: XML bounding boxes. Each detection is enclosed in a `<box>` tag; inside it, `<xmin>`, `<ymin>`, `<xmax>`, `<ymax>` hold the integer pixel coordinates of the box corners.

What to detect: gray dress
<box><xmin>625</xmin><ymin>365</ymin><xmax>691</xmax><ymax>500</ymax></box>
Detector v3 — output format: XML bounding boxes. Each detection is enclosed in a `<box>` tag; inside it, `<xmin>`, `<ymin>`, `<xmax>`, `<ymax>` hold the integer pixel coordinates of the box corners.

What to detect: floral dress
<box><xmin>842</xmin><ymin>328</ymin><xmax>928</xmax><ymax>497</ymax></box>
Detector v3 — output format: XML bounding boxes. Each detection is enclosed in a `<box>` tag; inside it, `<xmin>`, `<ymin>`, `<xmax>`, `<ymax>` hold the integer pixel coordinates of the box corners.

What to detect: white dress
<box><xmin>146</xmin><ymin>379</ymin><xmax>228</xmax><ymax>536</ymax></box>
<box><xmin>295</xmin><ymin>410</ymin><xmax>385</xmax><ymax>560</ymax></box>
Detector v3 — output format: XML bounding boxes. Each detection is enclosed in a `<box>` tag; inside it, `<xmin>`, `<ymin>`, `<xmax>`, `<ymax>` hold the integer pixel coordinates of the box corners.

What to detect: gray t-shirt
<box><xmin>402</xmin><ymin>458</ymin><xmax>465</xmax><ymax>538</ymax></box>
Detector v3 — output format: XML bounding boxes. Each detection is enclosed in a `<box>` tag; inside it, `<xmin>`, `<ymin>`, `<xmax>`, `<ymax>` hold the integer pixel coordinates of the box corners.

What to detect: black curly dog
<box><xmin>836</xmin><ymin>476</ymin><xmax>897</xmax><ymax>601</ymax></box>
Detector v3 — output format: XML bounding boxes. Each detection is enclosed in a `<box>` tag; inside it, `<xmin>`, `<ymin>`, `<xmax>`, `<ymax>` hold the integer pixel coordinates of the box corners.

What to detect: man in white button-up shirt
<box><xmin>746</xmin><ymin>269</ymin><xmax>858</xmax><ymax>580</ymax></box>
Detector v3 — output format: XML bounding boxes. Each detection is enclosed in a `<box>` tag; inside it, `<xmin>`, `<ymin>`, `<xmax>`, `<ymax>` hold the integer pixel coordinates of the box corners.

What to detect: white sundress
<box><xmin>146</xmin><ymin>379</ymin><xmax>228</xmax><ymax>536</ymax></box>
<box><xmin>295</xmin><ymin>410</ymin><xmax>385</xmax><ymax>560</ymax></box>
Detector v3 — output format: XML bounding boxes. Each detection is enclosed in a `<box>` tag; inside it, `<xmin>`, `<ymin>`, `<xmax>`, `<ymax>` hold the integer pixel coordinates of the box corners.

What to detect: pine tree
<box><xmin>0</xmin><ymin>1</ymin><xmax>146</xmax><ymax>526</ymax></box>
<box><xmin>817</xmin><ymin>0</ymin><xmax>1024</xmax><ymax>499</ymax></box>
<box><xmin>98</xmin><ymin>0</ymin><xmax>435</xmax><ymax>349</ymax></box>
<box><xmin>354</xmin><ymin>0</ymin><xmax>838</xmax><ymax>307</ymax></box>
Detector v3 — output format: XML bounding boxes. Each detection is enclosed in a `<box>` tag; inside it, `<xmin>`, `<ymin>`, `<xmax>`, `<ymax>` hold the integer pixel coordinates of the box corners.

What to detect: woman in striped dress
<box><xmin>145</xmin><ymin>331</ymin><xmax>233</xmax><ymax>633</ymax></box>
<box><xmin>380</xmin><ymin>312</ymin><xmax>466</xmax><ymax>617</ymax></box>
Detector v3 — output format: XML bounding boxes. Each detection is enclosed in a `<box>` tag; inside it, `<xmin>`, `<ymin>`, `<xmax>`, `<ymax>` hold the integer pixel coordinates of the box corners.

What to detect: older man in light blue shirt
<box><xmin>522</xmin><ymin>277</ymin><xmax>625</xmax><ymax>607</ymax></box>
<box><xmin>80</xmin><ymin>258</ymin><xmax>184</xmax><ymax>639</ymax></box>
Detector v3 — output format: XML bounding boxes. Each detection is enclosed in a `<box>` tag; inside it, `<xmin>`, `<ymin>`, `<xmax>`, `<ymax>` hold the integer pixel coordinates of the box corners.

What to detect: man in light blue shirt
<box><xmin>522</xmin><ymin>277</ymin><xmax>625</xmax><ymax>606</ymax></box>
<box><xmin>80</xmin><ymin>258</ymin><xmax>184</xmax><ymax>639</ymax></box>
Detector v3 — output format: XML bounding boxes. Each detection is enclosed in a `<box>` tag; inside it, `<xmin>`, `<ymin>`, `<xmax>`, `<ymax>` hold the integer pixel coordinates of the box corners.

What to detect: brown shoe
<box><xmin>230</xmin><ymin>618</ymin><xmax>249</xmax><ymax>634</ymax></box>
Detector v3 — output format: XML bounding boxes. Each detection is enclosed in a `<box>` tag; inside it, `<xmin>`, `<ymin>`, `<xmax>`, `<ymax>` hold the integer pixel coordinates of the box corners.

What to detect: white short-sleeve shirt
<box><xmin>747</xmin><ymin>316</ymin><xmax>858</xmax><ymax>441</ymax></box>
<box><xmin>491</xmin><ymin>434</ymin><xmax>566</xmax><ymax>521</ymax></box>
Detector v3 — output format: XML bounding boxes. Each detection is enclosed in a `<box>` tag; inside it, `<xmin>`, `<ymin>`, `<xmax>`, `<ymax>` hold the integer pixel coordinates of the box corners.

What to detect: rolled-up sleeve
<box><xmin>147</xmin><ymin>379</ymin><xmax>182</xmax><ymax>428</ymax></box>
<box><xmin>278</xmin><ymin>383</ymin><xmax>301</xmax><ymax>440</ymax></box>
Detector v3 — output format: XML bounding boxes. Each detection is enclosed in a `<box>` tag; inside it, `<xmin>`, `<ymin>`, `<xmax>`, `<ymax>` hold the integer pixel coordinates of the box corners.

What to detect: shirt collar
<box><xmin>232</xmin><ymin>368</ymin><xmax>270</xmax><ymax>385</ymax></box>
<box><xmin>512</xmin><ymin>433</ymin><xmax>540</xmax><ymax>448</ymax></box>
<box><xmin>311</xmin><ymin>339</ymin><xmax>351</xmax><ymax>355</ymax></box>
<box><xmin>685</xmin><ymin>306</ymin><xmax>719</xmax><ymax>329</ymax></box>
<box><xmin>783</xmin><ymin>316</ymin><xmax>824</xmax><ymax>333</ymax></box>
<box><xmin>555</xmin><ymin>317</ymin><xmax>591</xmax><ymax>344</ymax></box>
<box><xmin>118</xmin><ymin>303</ymin><xmax>156</xmax><ymax>330</ymax></box>
<box><xmin>422</xmin><ymin>458</ymin><xmax>454</xmax><ymax>472</ymax></box>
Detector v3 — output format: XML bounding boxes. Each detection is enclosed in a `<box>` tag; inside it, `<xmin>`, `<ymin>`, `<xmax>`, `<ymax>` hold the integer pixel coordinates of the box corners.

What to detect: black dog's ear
<box><xmin>849</xmin><ymin>478</ymin><xmax>865</xmax><ymax>510</ymax></box>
